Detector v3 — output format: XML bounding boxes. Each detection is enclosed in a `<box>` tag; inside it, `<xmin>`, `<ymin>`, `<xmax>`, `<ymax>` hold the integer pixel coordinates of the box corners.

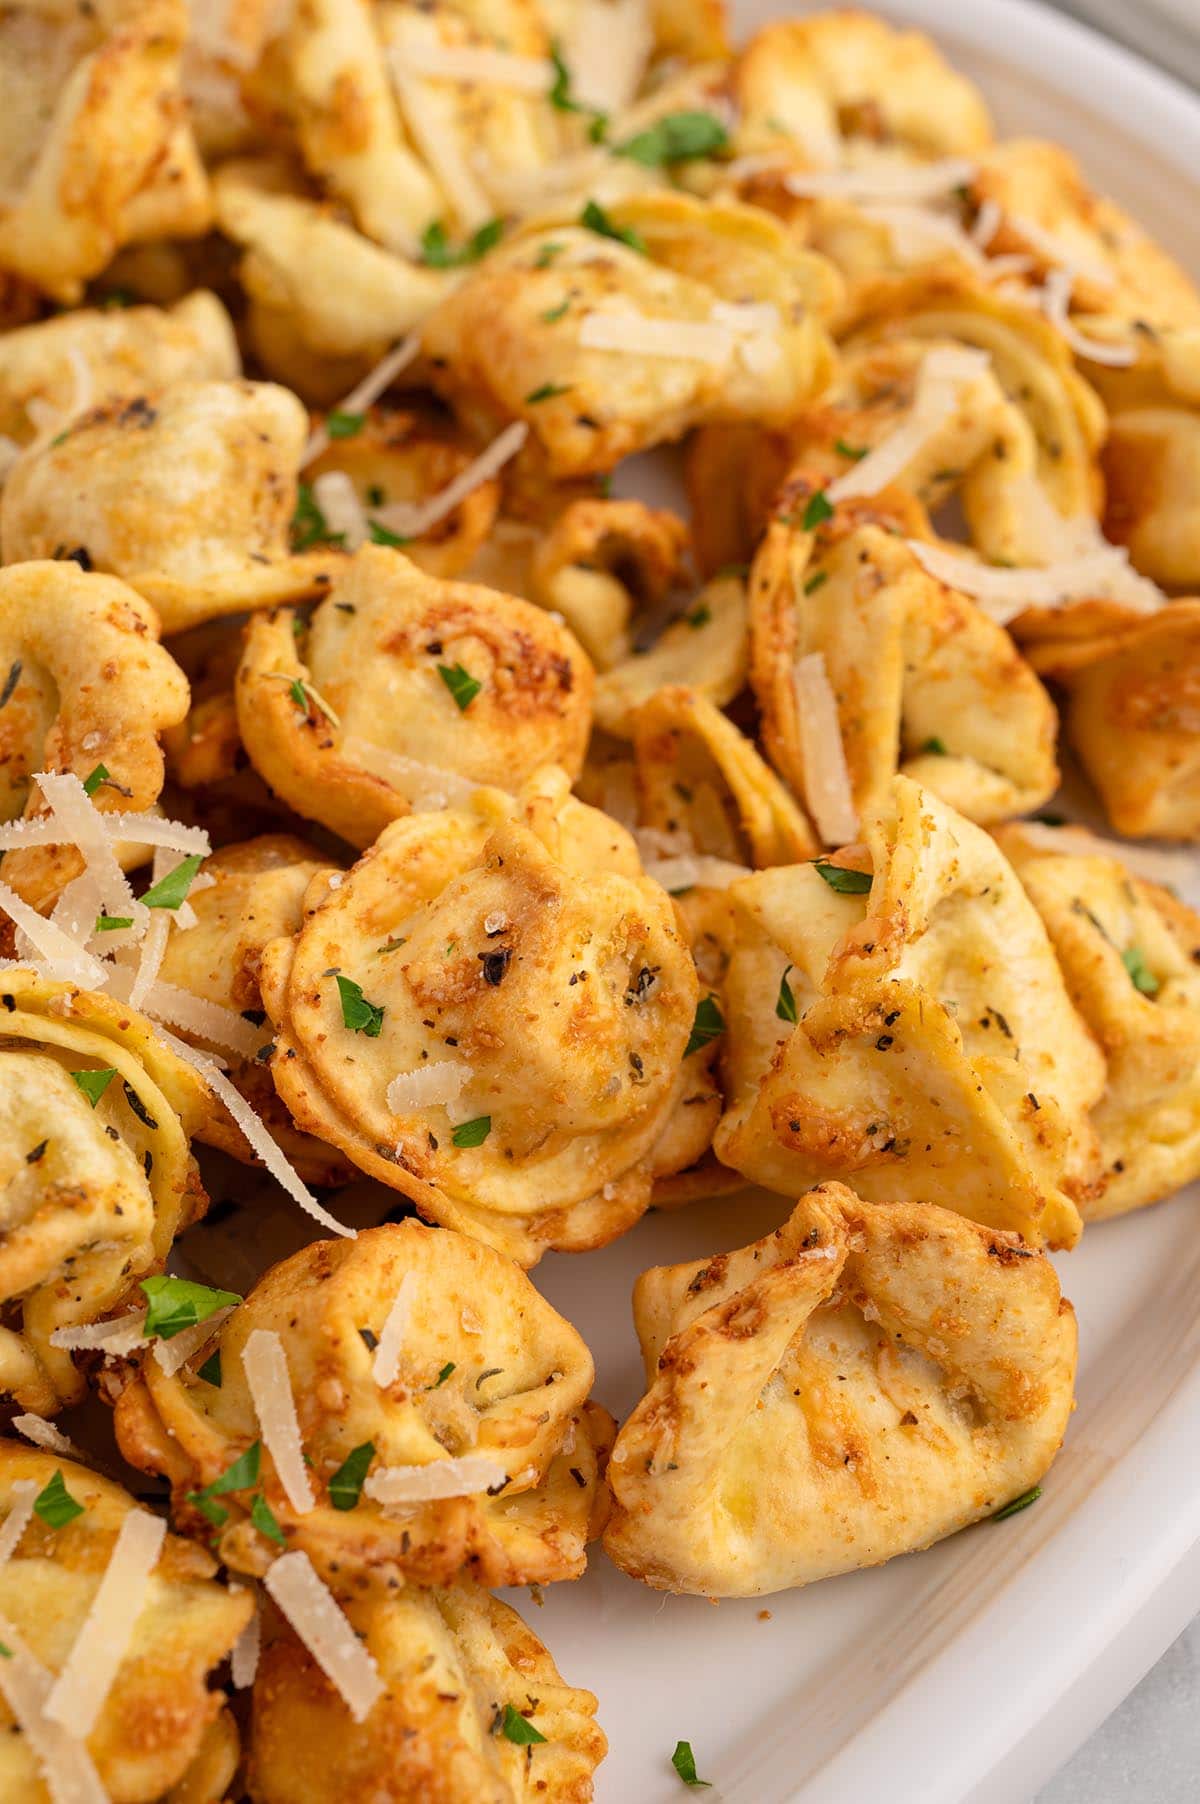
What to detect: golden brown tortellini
<box><xmin>0</xmin><ymin>0</ymin><xmax>210</xmax><ymax>302</ymax></box>
<box><xmin>0</xmin><ymin>1439</ymin><xmax>251</xmax><ymax>1802</ymax></box>
<box><xmin>248</xmin><ymin>1579</ymin><xmax>606</xmax><ymax>1804</ymax></box>
<box><xmin>235</xmin><ymin>546</ymin><xmax>594</xmax><ymax>848</ymax></box>
<box><xmin>998</xmin><ymin>825</ymin><xmax>1200</xmax><ymax>1217</ymax></box>
<box><xmin>592</xmin><ymin>569</ymin><xmax>750</xmax><ymax>739</ymax></box>
<box><xmin>419</xmin><ymin>193</ymin><xmax>840</xmax><ymax>478</ymax></box>
<box><xmin>713</xmin><ymin>777</ymin><xmax>1102</xmax><ymax>1248</ymax></box>
<box><xmin>0</xmin><ymin>968</ymin><xmax>209</xmax><ymax>1414</ymax></box>
<box><xmin>0</xmin><ymin>291</ymin><xmax>238</xmax><ymax>448</ymax></box>
<box><xmin>748</xmin><ymin>512</ymin><xmax>1059</xmax><ymax>832</ymax></box>
<box><xmin>0</xmin><ymin>560</ymin><xmax>190</xmax><ymax>911</ymax></box>
<box><xmin>1090</xmin><ymin>328</ymin><xmax>1200</xmax><ymax>590</ymax></box>
<box><xmin>2</xmin><ymin>379</ymin><xmax>333</xmax><ymax>635</ymax></box>
<box><xmin>528</xmin><ymin>497</ymin><xmax>691</xmax><ymax>670</ymax></box>
<box><xmin>603</xmin><ymin>1183</ymin><xmax>1075</xmax><ymax>1597</ymax></box>
<box><xmin>116</xmin><ymin>1220</ymin><xmax>613</xmax><ymax>1589</ymax></box>
<box><xmin>255</xmin><ymin>771</ymin><xmax>708</xmax><ymax>1264</ymax></box>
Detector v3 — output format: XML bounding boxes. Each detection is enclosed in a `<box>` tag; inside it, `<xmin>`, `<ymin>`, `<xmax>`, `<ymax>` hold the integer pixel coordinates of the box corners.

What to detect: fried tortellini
<box><xmin>116</xmin><ymin>1220</ymin><xmax>613</xmax><ymax>1588</ymax></box>
<box><xmin>999</xmin><ymin>825</ymin><xmax>1200</xmax><ymax>1217</ymax></box>
<box><xmin>419</xmin><ymin>194</ymin><xmax>840</xmax><ymax>477</ymax></box>
<box><xmin>0</xmin><ymin>1439</ymin><xmax>251</xmax><ymax>1802</ymax></box>
<box><xmin>256</xmin><ymin>771</ymin><xmax>709</xmax><ymax>1264</ymax></box>
<box><xmin>714</xmin><ymin>777</ymin><xmax>1102</xmax><ymax>1248</ymax></box>
<box><xmin>2</xmin><ymin>380</ymin><xmax>328</xmax><ymax>634</ymax></box>
<box><xmin>235</xmin><ymin>546</ymin><xmax>594</xmax><ymax>848</ymax></box>
<box><xmin>604</xmin><ymin>1183</ymin><xmax>1076</xmax><ymax>1596</ymax></box>
<box><xmin>0</xmin><ymin>560</ymin><xmax>189</xmax><ymax>911</ymax></box>
<box><xmin>249</xmin><ymin>1579</ymin><xmax>606</xmax><ymax>1804</ymax></box>
<box><xmin>749</xmin><ymin>511</ymin><xmax>1059</xmax><ymax>832</ymax></box>
<box><xmin>0</xmin><ymin>968</ymin><xmax>209</xmax><ymax>1414</ymax></box>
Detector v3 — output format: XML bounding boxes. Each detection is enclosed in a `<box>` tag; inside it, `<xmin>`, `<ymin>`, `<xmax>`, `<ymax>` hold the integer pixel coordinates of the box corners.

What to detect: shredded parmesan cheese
<box><xmin>153</xmin><ymin>1307</ymin><xmax>236</xmax><ymax>1377</ymax></box>
<box><xmin>793</xmin><ymin>653</ymin><xmax>859</xmax><ymax>846</ymax></box>
<box><xmin>971</xmin><ymin>197</ymin><xmax>1002</xmax><ymax>248</ymax></box>
<box><xmin>0</xmin><ymin>876</ymin><xmax>107</xmax><ymax>988</ymax></box>
<box><xmin>828</xmin><ymin>345</ymin><xmax>990</xmax><ymax>502</ymax></box>
<box><xmin>134</xmin><ymin>982</ymin><xmax>264</xmax><ymax>1060</ymax></box>
<box><xmin>1007</xmin><ymin>211</ymin><xmax>1115</xmax><ymax>289</ymax></box>
<box><xmin>396</xmin><ymin>41</ymin><xmax>552</xmax><ymax>92</ymax></box>
<box><xmin>565</xmin><ymin>0</ymin><xmax>652</xmax><ymax>114</ymax></box>
<box><xmin>1041</xmin><ymin>268</ymin><xmax>1136</xmax><ymax>367</ymax></box>
<box><xmin>363</xmin><ymin>1454</ymin><xmax>507</xmax><ymax>1506</ymax></box>
<box><xmin>578</xmin><ymin>310</ymin><xmax>734</xmax><ymax>363</ymax></box>
<box><xmin>263</xmin><ymin>1553</ymin><xmax>383</xmax><ymax>1724</ymax></box>
<box><xmin>642</xmin><ymin>854</ymin><xmax>750</xmax><ymax>892</ymax></box>
<box><xmin>241</xmin><ymin>1329</ymin><xmax>315</xmax><ymax>1514</ymax></box>
<box><xmin>230</xmin><ymin>1600</ymin><xmax>261</xmax><ymax>1689</ymax></box>
<box><xmin>312</xmin><ymin>471</ymin><xmax>368</xmax><ymax>551</ymax></box>
<box><xmin>907</xmin><ymin>537</ymin><xmax>1162</xmax><ymax>622</ymax></box>
<box><xmin>372</xmin><ymin>1273</ymin><xmax>417</xmax><ymax>1389</ymax></box>
<box><xmin>44</xmin><ymin>1509</ymin><xmax>166</xmax><ymax>1739</ymax></box>
<box><xmin>387</xmin><ymin>1061</ymin><xmax>469</xmax><ymax>1113</ymax></box>
<box><xmin>10</xmin><ymin>1417</ymin><xmax>81</xmax><ymax>1459</ymax></box>
<box><xmin>50</xmin><ymin>1313</ymin><xmax>147</xmax><ymax>1357</ymax></box>
<box><xmin>784</xmin><ymin>157</ymin><xmax>976</xmax><ymax>202</ymax></box>
<box><xmin>0</xmin><ymin>1482</ymin><xmax>37</xmax><ymax>1567</ymax></box>
<box><xmin>374</xmin><ymin>421</ymin><xmax>527</xmax><ymax>539</ymax></box>
<box><xmin>342</xmin><ymin>736</ymin><xmax>479</xmax><ymax>810</ymax></box>
<box><xmin>389</xmin><ymin>58</ymin><xmax>493</xmax><ymax>232</ymax></box>
<box><xmin>0</xmin><ymin>1617</ymin><xmax>108</xmax><ymax>1804</ymax></box>
<box><xmin>857</xmin><ymin>204</ymin><xmax>988</xmax><ymax>271</ymax></box>
<box><xmin>302</xmin><ymin>336</ymin><xmax>420</xmax><ymax>465</ymax></box>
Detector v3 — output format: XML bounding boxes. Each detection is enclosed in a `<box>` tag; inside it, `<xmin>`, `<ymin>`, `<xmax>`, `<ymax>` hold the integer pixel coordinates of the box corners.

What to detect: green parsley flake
<box><xmin>671</xmin><ymin>1740</ymin><xmax>711</xmax><ymax>1787</ymax></box>
<box><xmin>684</xmin><ymin>996</ymin><xmax>724</xmax><ymax>1058</ymax></box>
<box><xmin>34</xmin><ymin>1471</ymin><xmax>84</xmax><ymax>1531</ymax></box>
<box><xmin>803</xmin><ymin>570</ymin><xmax>828</xmax><ymax>595</ymax></box>
<box><xmin>438</xmin><ymin>662</ymin><xmax>482</xmax><ymax>711</ymax></box>
<box><xmin>920</xmin><ymin>737</ymin><xmax>948</xmax><ymax>756</ymax></box>
<box><xmin>451</xmin><ymin>1116</ymin><xmax>491</xmax><ymax>1148</ymax></box>
<box><xmin>336</xmin><ymin>975</ymin><xmax>385</xmax><ymax>1038</ymax></box>
<box><xmin>801</xmin><ymin>490</ymin><xmax>834</xmax><ymax>530</ymax></box>
<box><xmin>368</xmin><ymin>519</ymin><xmax>410</xmax><ymax>547</ymax></box>
<box><xmin>541</xmin><ymin>298</ymin><xmax>571</xmax><ymax>324</ymax></box>
<box><xmin>198</xmin><ymin>1350</ymin><xmax>222</xmax><ymax>1389</ymax></box>
<box><xmin>687</xmin><ymin>603</ymin><xmax>712</xmax><ymax>629</ymax></box>
<box><xmin>328</xmin><ymin>1441</ymin><xmax>375</xmax><ymax>1511</ymax></box>
<box><xmin>71</xmin><ymin>1067</ymin><xmax>117</xmax><ymax>1108</ymax></box>
<box><xmin>500</xmin><ymin>1704</ymin><xmax>547</xmax><ymax>1745</ymax></box>
<box><xmin>580</xmin><ymin>199</ymin><xmax>646</xmax><ymax>254</ymax></box>
<box><xmin>430</xmin><ymin>1362</ymin><xmax>456</xmax><ymax>1388</ymax></box>
<box><xmin>616</xmin><ymin>111</ymin><xmax>729</xmax><ymax>166</ymax></box>
<box><xmin>525</xmin><ymin>382</ymin><xmax>571</xmax><ymax>404</ymax></box>
<box><xmin>535</xmin><ymin>241</ymin><xmax>565</xmax><ymax>269</ymax></box>
<box><xmin>82</xmin><ymin>762</ymin><xmax>109</xmax><ymax>796</ymax></box>
<box><xmin>1122</xmin><ymin>945</ymin><xmax>1160</xmax><ymax>997</ymax></box>
<box><xmin>775</xmin><ymin>966</ymin><xmax>798</xmax><ymax>1024</ymax></box>
<box><xmin>992</xmin><ymin>1484</ymin><xmax>1042</xmax><ymax>1521</ymax></box>
<box><xmin>421</xmin><ymin>218</ymin><xmax>504</xmax><ymax>268</ymax></box>
<box><xmin>95</xmin><ymin>913</ymin><xmax>133</xmax><ymax>932</ymax></box>
<box><xmin>289</xmin><ymin>678</ymin><xmax>308</xmax><ymax>712</ymax></box>
<box><xmin>327</xmin><ymin>410</ymin><xmax>365</xmax><ymax>439</ymax></box>
<box><xmin>142</xmin><ymin>854</ymin><xmax>204</xmax><ymax>911</ymax></box>
<box><xmin>834</xmin><ymin>439</ymin><xmax>868</xmax><ymax>462</ymax></box>
<box><xmin>291</xmin><ymin>482</ymin><xmax>343</xmax><ymax>551</ymax></box>
<box><xmin>0</xmin><ymin>1641</ymin><xmax>10</xmax><ymax>1658</ymax></box>
<box><xmin>250</xmin><ymin>1492</ymin><xmax>287</xmax><ymax>1546</ymax></box>
<box><xmin>814</xmin><ymin>861</ymin><xmax>872</xmax><ymax>895</ymax></box>
<box><xmin>187</xmin><ymin>1442</ymin><xmax>263</xmax><ymax>1528</ymax></box>
<box><xmin>140</xmin><ymin>1274</ymin><xmax>241</xmax><ymax>1342</ymax></box>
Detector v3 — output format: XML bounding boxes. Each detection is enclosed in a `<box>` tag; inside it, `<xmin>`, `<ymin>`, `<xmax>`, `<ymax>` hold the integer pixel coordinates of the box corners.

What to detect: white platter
<box><xmin>519</xmin><ymin>6</ymin><xmax>1200</xmax><ymax>1801</ymax></box>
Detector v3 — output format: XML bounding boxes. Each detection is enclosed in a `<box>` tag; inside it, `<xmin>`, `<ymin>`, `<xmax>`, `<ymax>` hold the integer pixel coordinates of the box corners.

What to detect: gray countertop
<box><xmin>1038</xmin><ymin>1622</ymin><xmax>1200</xmax><ymax>1800</ymax></box>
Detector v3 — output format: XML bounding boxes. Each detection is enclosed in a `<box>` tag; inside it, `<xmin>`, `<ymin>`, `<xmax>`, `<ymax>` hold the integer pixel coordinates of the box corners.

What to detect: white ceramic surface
<box><xmin>513</xmin><ymin>7</ymin><xmax>1200</xmax><ymax>1802</ymax></box>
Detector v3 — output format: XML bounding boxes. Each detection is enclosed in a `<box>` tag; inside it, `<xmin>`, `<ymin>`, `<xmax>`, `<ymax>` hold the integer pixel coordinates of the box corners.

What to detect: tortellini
<box><xmin>248</xmin><ymin>1579</ymin><xmax>606</xmax><ymax>1804</ymax></box>
<box><xmin>603</xmin><ymin>1183</ymin><xmax>1076</xmax><ymax>1597</ymax></box>
<box><xmin>0</xmin><ymin>0</ymin><xmax>210</xmax><ymax>302</ymax></box>
<box><xmin>0</xmin><ymin>1440</ymin><xmax>250</xmax><ymax>1802</ymax></box>
<box><xmin>593</xmin><ymin>570</ymin><xmax>750</xmax><ymax>738</ymax></box>
<box><xmin>116</xmin><ymin>1219</ymin><xmax>613</xmax><ymax>1588</ymax></box>
<box><xmin>998</xmin><ymin>825</ymin><xmax>1200</xmax><ymax>1217</ymax></box>
<box><xmin>0</xmin><ymin>969</ymin><xmax>209</xmax><ymax>1415</ymax></box>
<box><xmin>714</xmin><ymin>777</ymin><xmax>1102</xmax><ymax>1248</ymax></box>
<box><xmin>419</xmin><ymin>194</ymin><xmax>840</xmax><ymax>478</ymax></box>
<box><xmin>235</xmin><ymin>546</ymin><xmax>594</xmax><ymax>848</ymax></box>
<box><xmin>529</xmin><ymin>496</ymin><xmax>690</xmax><ymax>670</ymax></box>
<box><xmin>2</xmin><ymin>380</ymin><xmax>328</xmax><ymax>634</ymax></box>
<box><xmin>255</xmin><ymin>772</ymin><xmax>707</xmax><ymax>1265</ymax></box>
<box><xmin>749</xmin><ymin>512</ymin><xmax>1059</xmax><ymax>832</ymax></box>
<box><xmin>0</xmin><ymin>561</ymin><xmax>189</xmax><ymax>911</ymax></box>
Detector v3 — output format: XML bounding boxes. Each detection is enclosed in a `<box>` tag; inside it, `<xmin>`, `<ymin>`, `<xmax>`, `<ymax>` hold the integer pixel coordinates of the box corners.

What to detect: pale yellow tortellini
<box><xmin>998</xmin><ymin>824</ymin><xmax>1200</xmax><ymax>1217</ymax></box>
<box><xmin>0</xmin><ymin>0</ymin><xmax>210</xmax><ymax>302</ymax></box>
<box><xmin>748</xmin><ymin>511</ymin><xmax>1059</xmax><ymax>834</ymax></box>
<box><xmin>0</xmin><ymin>1440</ymin><xmax>252</xmax><ymax>1804</ymax></box>
<box><xmin>603</xmin><ymin>1183</ymin><xmax>1076</xmax><ymax>1598</ymax></box>
<box><xmin>235</xmin><ymin>546</ymin><xmax>595</xmax><ymax>849</ymax></box>
<box><xmin>116</xmin><ymin>1220</ymin><xmax>613</xmax><ymax>1589</ymax></box>
<box><xmin>248</xmin><ymin>1578</ymin><xmax>606</xmax><ymax>1804</ymax></box>
<box><xmin>254</xmin><ymin>770</ymin><xmax>708</xmax><ymax>1265</ymax></box>
<box><xmin>713</xmin><ymin>777</ymin><xmax>1104</xmax><ymax>1248</ymax></box>
<box><xmin>419</xmin><ymin>193</ymin><xmax>841</xmax><ymax>478</ymax></box>
<box><xmin>592</xmin><ymin>570</ymin><xmax>750</xmax><ymax>739</ymax></box>
<box><xmin>0</xmin><ymin>969</ymin><xmax>209</xmax><ymax>1415</ymax></box>
<box><xmin>2</xmin><ymin>380</ymin><xmax>331</xmax><ymax>634</ymax></box>
<box><xmin>0</xmin><ymin>291</ymin><xmax>239</xmax><ymax>448</ymax></box>
<box><xmin>0</xmin><ymin>561</ymin><xmax>190</xmax><ymax>911</ymax></box>
<box><xmin>529</xmin><ymin>496</ymin><xmax>691</xmax><ymax>670</ymax></box>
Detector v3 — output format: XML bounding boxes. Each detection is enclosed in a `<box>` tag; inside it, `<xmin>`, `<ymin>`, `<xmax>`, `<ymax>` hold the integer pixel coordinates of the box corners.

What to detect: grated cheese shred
<box><xmin>363</xmin><ymin>1453</ymin><xmax>507</xmax><ymax>1506</ymax></box>
<box><xmin>372</xmin><ymin>1272</ymin><xmax>417</xmax><ymax>1389</ymax></box>
<box><xmin>0</xmin><ymin>1482</ymin><xmax>37</xmax><ymax>1567</ymax></box>
<box><xmin>793</xmin><ymin>653</ymin><xmax>859</xmax><ymax>846</ymax></box>
<box><xmin>0</xmin><ymin>1616</ymin><xmax>108</xmax><ymax>1804</ymax></box>
<box><xmin>827</xmin><ymin>346</ymin><xmax>990</xmax><ymax>503</ymax></box>
<box><xmin>374</xmin><ymin>421</ymin><xmax>527</xmax><ymax>539</ymax></box>
<box><xmin>43</xmin><ymin>1509</ymin><xmax>166</xmax><ymax>1739</ymax></box>
<box><xmin>302</xmin><ymin>336</ymin><xmax>420</xmax><ymax>465</ymax></box>
<box><xmin>241</xmin><ymin>1329</ymin><xmax>315</xmax><ymax>1514</ymax></box>
<box><xmin>263</xmin><ymin>1552</ymin><xmax>383</xmax><ymax>1724</ymax></box>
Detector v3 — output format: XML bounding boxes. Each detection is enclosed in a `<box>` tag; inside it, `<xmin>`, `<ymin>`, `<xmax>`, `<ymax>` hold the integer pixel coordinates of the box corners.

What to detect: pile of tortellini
<box><xmin>0</xmin><ymin>2</ymin><xmax>1199</xmax><ymax>1799</ymax></box>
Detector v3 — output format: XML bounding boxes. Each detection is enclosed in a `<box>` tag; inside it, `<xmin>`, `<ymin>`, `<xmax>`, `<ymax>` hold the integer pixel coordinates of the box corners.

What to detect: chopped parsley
<box><xmin>671</xmin><ymin>1741</ymin><xmax>711</xmax><ymax>1787</ymax></box>
<box><xmin>336</xmin><ymin>975</ymin><xmax>385</xmax><ymax>1038</ymax></box>
<box><xmin>33</xmin><ymin>1470</ymin><xmax>84</xmax><ymax>1531</ymax></box>
<box><xmin>616</xmin><ymin>111</ymin><xmax>729</xmax><ymax>166</ymax></box>
<box><xmin>775</xmin><ymin>966</ymin><xmax>798</xmax><ymax>1024</ymax></box>
<box><xmin>920</xmin><ymin>737</ymin><xmax>948</xmax><ymax>756</ymax></box>
<box><xmin>813</xmin><ymin>861</ymin><xmax>872</xmax><ymax>895</ymax></box>
<box><xmin>139</xmin><ymin>1275</ymin><xmax>241</xmax><ymax>1342</ymax></box>
<box><xmin>71</xmin><ymin>1067</ymin><xmax>117</xmax><ymax>1108</ymax></box>
<box><xmin>499</xmin><ymin>1704</ymin><xmax>547</xmax><ymax>1745</ymax></box>
<box><xmin>451</xmin><ymin>1116</ymin><xmax>492</xmax><ymax>1148</ymax></box>
<box><xmin>141</xmin><ymin>854</ymin><xmax>204</xmax><ymax>911</ymax></box>
<box><xmin>250</xmin><ymin>1492</ymin><xmax>287</xmax><ymax>1546</ymax></box>
<box><xmin>684</xmin><ymin>996</ymin><xmax>725</xmax><ymax>1058</ymax></box>
<box><xmin>548</xmin><ymin>41</ymin><xmax>607</xmax><ymax>139</ymax></box>
<box><xmin>687</xmin><ymin>603</ymin><xmax>712</xmax><ymax>629</ymax></box>
<box><xmin>420</xmin><ymin>218</ymin><xmax>504</xmax><ymax>268</ymax></box>
<box><xmin>525</xmin><ymin>382</ymin><xmax>571</xmax><ymax>404</ymax></box>
<box><xmin>1122</xmin><ymin>945</ymin><xmax>1160</xmax><ymax>997</ymax></box>
<box><xmin>368</xmin><ymin>519</ymin><xmax>410</xmax><ymax>548</ymax></box>
<box><xmin>198</xmin><ymin>1350</ymin><xmax>222</xmax><ymax>1388</ymax></box>
<box><xmin>187</xmin><ymin>1441</ymin><xmax>263</xmax><ymax>1526</ymax></box>
<box><xmin>95</xmin><ymin>912</ymin><xmax>133</xmax><ymax>932</ymax></box>
<box><xmin>289</xmin><ymin>678</ymin><xmax>308</xmax><ymax>712</ymax></box>
<box><xmin>801</xmin><ymin>490</ymin><xmax>834</xmax><ymax>530</ymax></box>
<box><xmin>834</xmin><ymin>439</ymin><xmax>868</xmax><ymax>462</ymax></box>
<box><xmin>580</xmin><ymin>199</ymin><xmax>646</xmax><ymax>254</ymax></box>
<box><xmin>803</xmin><ymin>570</ymin><xmax>828</xmax><ymax>595</ymax></box>
<box><xmin>535</xmin><ymin>241</ymin><xmax>565</xmax><ymax>268</ymax></box>
<box><xmin>541</xmin><ymin>298</ymin><xmax>571</xmax><ymax>323</ymax></box>
<box><xmin>291</xmin><ymin>482</ymin><xmax>344</xmax><ymax>550</ymax></box>
<box><xmin>438</xmin><ymin>662</ymin><xmax>482</xmax><ymax>711</ymax></box>
<box><xmin>992</xmin><ymin>1484</ymin><xmax>1042</xmax><ymax>1521</ymax></box>
<box><xmin>326</xmin><ymin>410</ymin><xmax>365</xmax><ymax>439</ymax></box>
<box><xmin>328</xmin><ymin>1441</ymin><xmax>375</xmax><ymax>1511</ymax></box>
<box><xmin>430</xmin><ymin>1362</ymin><xmax>456</xmax><ymax>1388</ymax></box>
<box><xmin>82</xmin><ymin>762</ymin><xmax>109</xmax><ymax>796</ymax></box>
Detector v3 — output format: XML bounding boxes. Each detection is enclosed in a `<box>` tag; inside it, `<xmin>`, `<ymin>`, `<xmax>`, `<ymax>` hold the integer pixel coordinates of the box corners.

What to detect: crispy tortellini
<box><xmin>419</xmin><ymin>194</ymin><xmax>840</xmax><ymax>477</ymax></box>
<box><xmin>2</xmin><ymin>380</ymin><xmax>329</xmax><ymax>634</ymax></box>
<box><xmin>592</xmin><ymin>570</ymin><xmax>750</xmax><ymax>739</ymax></box>
<box><xmin>116</xmin><ymin>1220</ymin><xmax>612</xmax><ymax>1588</ymax></box>
<box><xmin>255</xmin><ymin>772</ymin><xmax>708</xmax><ymax>1264</ymax></box>
<box><xmin>249</xmin><ymin>1579</ymin><xmax>606</xmax><ymax>1804</ymax></box>
<box><xmin>528</xmin><ymin>497</ymin><xmax>690</xmax><ymax>671</ymax></box>
<box><xmin>235</xmin><ymin>546</ymin><xmax>594</xmax><ymax>847</ymax></box>
<box><xmin>714</xmin><ymin>777</ymin><xmax>1102</xmax><ymax>1248</ymax></box>
<box><xmin>0</xmin><ymin>561</ymin><xmax>189</xmax><ymax>911</ymax></box>
<box><xmin>999</xmin><ymin>825</ymin><xmax>1200</xmax><ymax>1217</ymax></box>
<box><xmin>604</xmin><ymin>1183</ymin><xmax>1076</xmax><ymax>1596</ymax></box>
<box><xmin>0</xmin><ymin>0</ymin><xmax>209</xmax><ymax>302</ymax></box>
<box><xmin>749</xmin><ymin>511</ymin><xmax>1059</xmax><ymax>831</ymax></box>
<box><xmin>0</xmin><ymin>1440</ymin><xmax>251</xmax><ymax>1803</ymax></box>
<box><xmin>0</xmin><ymin>969</ymin><xmax>209</xmax><ymax>1414</ymax></box>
